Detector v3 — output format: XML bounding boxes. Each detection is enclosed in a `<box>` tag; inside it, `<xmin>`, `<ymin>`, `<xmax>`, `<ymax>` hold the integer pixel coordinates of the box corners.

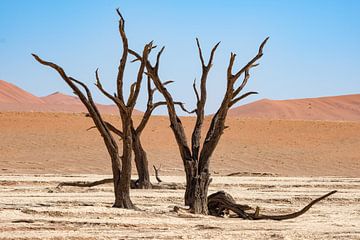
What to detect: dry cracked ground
<box><xmin>0</xmin><ymin>175</ymin><xmax>359</xmax><ymax>240</ymax></box>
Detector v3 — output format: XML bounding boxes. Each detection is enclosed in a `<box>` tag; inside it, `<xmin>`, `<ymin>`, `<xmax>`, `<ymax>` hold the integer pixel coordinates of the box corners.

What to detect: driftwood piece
<box><xmin>207</xmin><ymin>190</ymin><xmax>337</xmax><ymax>220</ymax></box>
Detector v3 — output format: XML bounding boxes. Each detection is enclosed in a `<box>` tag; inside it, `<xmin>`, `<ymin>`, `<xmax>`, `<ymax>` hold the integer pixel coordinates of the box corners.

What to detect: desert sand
<box><xmin>0</xmin><ymin>112</ymin><xmax>359</xmax><ymax>177</ymax></box>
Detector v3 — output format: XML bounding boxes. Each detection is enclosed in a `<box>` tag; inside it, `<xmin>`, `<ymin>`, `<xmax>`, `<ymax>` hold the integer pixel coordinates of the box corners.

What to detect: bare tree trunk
<box><xmin>132</xmin><ymin>128</ymin><xmax>151</xmax><ymax>189</ymax></box>
<box><xmin>113</xmin><ymin>116</ymin><xmax>134</xmax><ymax>208</ymax></box>
<box><xmin>184</xmin><ymin>161</ymin><xmax>196</xmax><ymax>207</ymax></box>
<box><xmin>111</xmin><ymin>157</ymin><xmax>124</xmax><ymax>207</ymax></box>
<box><xmin>188</xmin><ymin>172</ymin><xmax>211</xmax><ymax>214</ymax></box>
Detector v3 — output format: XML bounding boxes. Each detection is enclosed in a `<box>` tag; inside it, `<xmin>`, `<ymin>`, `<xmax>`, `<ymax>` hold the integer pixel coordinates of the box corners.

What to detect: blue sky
<box><xmin>0</xmin><ymin>0</ymin><xmax>359</xmax><ymax>114</ymax></box>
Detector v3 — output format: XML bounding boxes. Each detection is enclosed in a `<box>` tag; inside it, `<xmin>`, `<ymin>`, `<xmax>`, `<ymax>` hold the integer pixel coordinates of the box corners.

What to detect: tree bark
<box><xmin>189</xmin><ymin>172</ymin><xmax>211</xmax><ymax>214</ymax></box>
<box><xmin>132</xmin><ymin>128</ymin><xmax>151</xmax><ymax>189</ymax></box>
<box><xmin>113</xmin><ymin>116</ymin><xmax>135</xmax><ymax>208</ymax></box>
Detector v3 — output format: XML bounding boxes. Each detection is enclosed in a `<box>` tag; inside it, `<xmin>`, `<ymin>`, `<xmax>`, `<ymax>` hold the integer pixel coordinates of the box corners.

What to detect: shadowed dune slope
<box><xmin>229</xmin><ymin>94</ymin><xmax>360</xmax><ymax>121</ymax></box>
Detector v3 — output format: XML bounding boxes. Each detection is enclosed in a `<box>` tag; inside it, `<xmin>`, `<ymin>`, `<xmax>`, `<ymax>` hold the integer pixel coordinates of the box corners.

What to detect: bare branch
<box><xmin>175</xmin><ymin>102</ymin><xmax>196</xmax><ymax>114</ymax></box>
<box><xmin>192</xmin><ymin>78</ymin><xmax>200</xmax><ymax>104</ymax></box>
<box><xmin>233</xmin><ymin>37</ymin><xmax>269</xmax><ymax>81</ymax></box>
<box><xmin>196</xmin><ymin>38</ymin><xmax>205</xmax><ymax>67</ymax></box>
<box><xmin>116</xmin><ymin>8</ymin><xmax>124</xmax><ymax>22</ymax></box>
<box><xmin>116</xmin><ymin>8</ymin><xmax>128</xmax><ymax>102</ymax></box>
<box><xmin>162</xmin><ymin>80</ymin><xmax>174</xmax><ymax>86</ymax></box>
<box><xmin>127</xmin><ymin>42</ymin><xmax>152</xmax><ymax>109</ymax></box>
<box><xmin>155</xmin><ymin>46</ymin><xmax>165</xmax><ymax>71</ymax></box>
<box><xmin>208</xmin><ymin>41</ymin><xmax>220</xmax><ymax>67</ymax></box>
<box><xmin>128</xmin><ymin>49</ymin><xmax>141</xmax><ymax>60</ymax></box>
<box><xmin>104</xmin><ymin>122</ymin><xmax>123</xmax><ymax>138</ymax></box>
<box><xmin>86</xmin><ymin>126</ymin><xmax>96</xmax><ymax>131</ymax></box>
<box><xmin>227</xmin><ymin>52</ymin><xmax>236</xmax><ymax>79</ymax></box>
<box><xmin>232</xmin><ymin>68</ymin><xmax>250</xmax><ymax>98</ymax></box>
<box><xmin>135</xmin><ymin>78</ymin><xmax>175</xmax><ymax>135</ymax></box>
<box><xmin>151</xmin><ymin>101</ymin><xmax>195</xmax><ymax>114</ymax></box>
<box><xmin>127</xmin><ymin>82</ymin><xmax>137</xmax><ymax>106</ymax></box>
<box><xmin>229</xmin><ymin>91</ymin><xmax>258</xmax><ymax>107</ymax></box>
<box><xmin>95</xmin><ymin>69</ymin><xmax>127</xmax><ymax>112</ymax></box>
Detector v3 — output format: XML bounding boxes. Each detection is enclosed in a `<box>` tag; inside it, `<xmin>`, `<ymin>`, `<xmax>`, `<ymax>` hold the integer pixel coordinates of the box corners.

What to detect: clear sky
<box><xmin>0</xmin><ymin>0</ymin><xmax>359</xmax><ymax>114</ymax></box>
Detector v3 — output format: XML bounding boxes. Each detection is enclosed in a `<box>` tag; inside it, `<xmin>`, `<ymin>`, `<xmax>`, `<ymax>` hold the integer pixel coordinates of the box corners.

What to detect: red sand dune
<box><xmin>229</xmin><ymin>94</ymin><xmax>360</xmax><ymax>121</ymax></box>
<box><xmin>0</xmin><ymin>80</ymin><xmax>141</xmax><ymax>115</ymax></box>
<box><xmin>1</xmin><ymin>79</ymin><xmax>359</xmax><ymax>120</ymax></box>
<box><xmin>41</xmin><ymin>92</ymin><xmax>83</xmax><ymax>105</ymax></box>
<box><xmin>0</xmin><ymin>80</ymin><xmax>44</xmax><ymax>104</ymax></box>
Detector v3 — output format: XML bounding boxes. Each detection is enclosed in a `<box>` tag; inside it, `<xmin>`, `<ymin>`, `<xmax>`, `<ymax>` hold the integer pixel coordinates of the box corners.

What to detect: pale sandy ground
<box><xmin>0</xmin><ymin>112</ymin><xmax>359</xmax><ymax>177</ymax></box>
<box><xmin>0</xmin><ymin>174</ymin><xmax>359</xmax><ymax>240</ymax></box>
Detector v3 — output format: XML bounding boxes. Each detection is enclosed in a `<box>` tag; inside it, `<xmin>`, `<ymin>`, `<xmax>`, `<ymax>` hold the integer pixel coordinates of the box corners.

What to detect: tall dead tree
<box><xmin>32</xmin><ymin>10</ymin><xmax>153</xmax><ymax>208</ymax></box>
<box><xmin>130</xmin><ymin>77</ymin><xmax>179</xmax><ymax>188</ymax></box>
<box><xmin>130</xmin><ymin>37</ymin><xmax>268</xmax><ymax>214</ymax></box>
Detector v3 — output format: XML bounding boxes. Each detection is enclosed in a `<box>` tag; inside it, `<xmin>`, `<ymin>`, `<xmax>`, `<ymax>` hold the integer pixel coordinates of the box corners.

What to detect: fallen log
<box><xmin>207</xmin><ymin>190</ymin><xmax>337</xmax><ymax>220</ymax></box>
<box><xmin>57</xmin><ymin>164</ymin><xmax>167</xmax><ymax>189</ymax></box>
<box><xmin>56</xmin><ymin>178</ymin><xmax>184</xmax><ymax>190</ymax></box>
<box><xmin>56</xmin><ymin>178</ymin><xmax>114</xmax><ymax>189</ymax></box>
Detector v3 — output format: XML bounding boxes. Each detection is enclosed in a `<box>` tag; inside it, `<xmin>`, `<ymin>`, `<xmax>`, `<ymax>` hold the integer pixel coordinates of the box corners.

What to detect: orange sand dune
<box><xmin>0</xmin><ymin>112</ymin><xmax>359</xmax><ymax>177</ymax></box>
<box><xmin>229</xmin><ymin>94</ymin><xmax>360</xmax><ymax>121</ymax></box>
<box><xmin>41</xmin><ymin>92</ymin><xmax>83</xmax><ymax>105</ymax></box>
<box><xmin>0</xmin><ymin>80</ymin><xmax>141</xmax><ymax>115</ymax></box>
<box><xmin>0</xmin><ymin>80</ymin><xmax>44</xmax><ymax>104</ymax></box>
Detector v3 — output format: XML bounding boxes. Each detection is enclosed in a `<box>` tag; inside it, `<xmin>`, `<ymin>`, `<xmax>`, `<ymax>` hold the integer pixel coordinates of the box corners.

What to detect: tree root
<box><xmin>207</xmin><ymin>190</ymin><xmax>337</xmax><ymax>220</ymax></box>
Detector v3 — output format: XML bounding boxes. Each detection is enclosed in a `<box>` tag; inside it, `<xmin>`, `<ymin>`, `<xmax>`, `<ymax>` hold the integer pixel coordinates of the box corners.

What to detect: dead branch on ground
<box><xmin>207</xmin><ymin>190</ymin><xmax>337</xmax><ymax>220</ymax></box>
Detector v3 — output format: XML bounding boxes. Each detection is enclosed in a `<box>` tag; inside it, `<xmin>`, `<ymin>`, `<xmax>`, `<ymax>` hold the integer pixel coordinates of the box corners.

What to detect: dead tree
<box><xmin>131</xmin><ymin>77</ymin><xmax>183</xmax><ymax>188</ymax></box>
<box><xmin>32</xmin><ymin>10</ymin><xmax>152</xmax><ymax>209</ymax></box>
<box><xmin>130</xmin><ymin>37</ymin><xmax>268</xmax><ymax>214</ymax></box>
